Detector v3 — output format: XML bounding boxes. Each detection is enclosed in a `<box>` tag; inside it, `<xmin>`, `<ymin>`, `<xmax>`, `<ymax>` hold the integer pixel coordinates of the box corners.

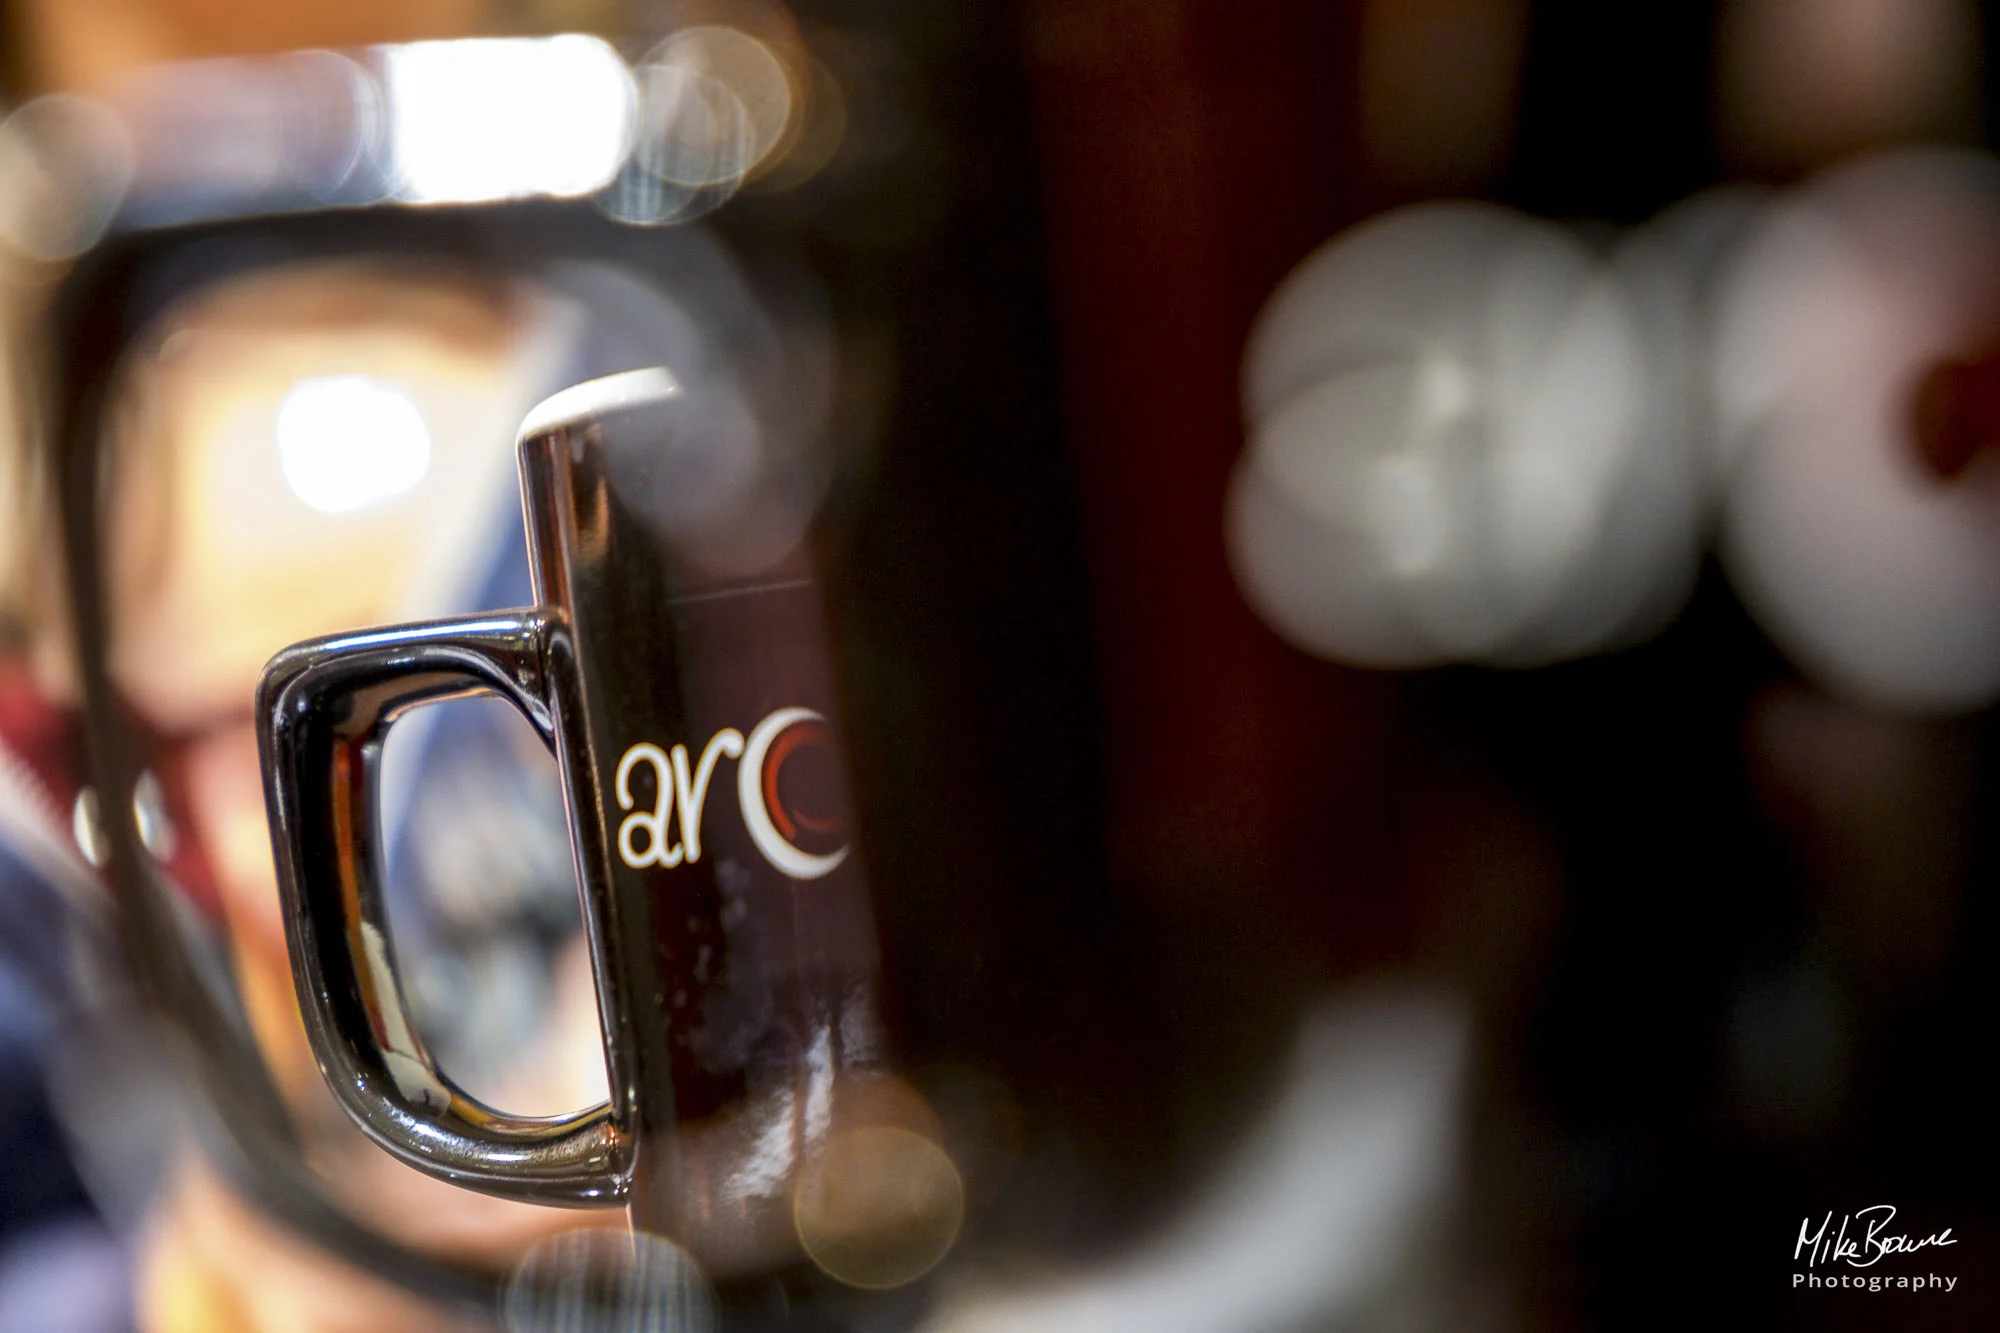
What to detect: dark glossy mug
<box><xmin>258</xmin><ymin>369</ymin><xmax>947</xmax><ymax>1279</ymax></box>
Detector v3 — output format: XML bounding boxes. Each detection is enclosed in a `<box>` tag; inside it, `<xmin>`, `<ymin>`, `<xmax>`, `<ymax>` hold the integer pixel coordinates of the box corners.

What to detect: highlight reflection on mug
<box><xmin>615</xmin><ymin>706</ymin><xmax>850</xmax><ymax>879</ymax></box>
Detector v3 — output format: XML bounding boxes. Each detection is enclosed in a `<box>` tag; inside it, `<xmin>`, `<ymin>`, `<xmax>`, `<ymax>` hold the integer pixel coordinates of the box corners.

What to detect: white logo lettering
<box><xmin>615</xmin><ymin>708</ymin><xmax>847</xmax><ymax>879</ymax></box>
<box><xmin>672</xmin><ymin>728</ymin><xmax>743</xmax><ymax>863</ymax></box>
<box><xmin>738</xmin><ymin>707</ymin><xmax>849</xmax><ymax>881</ymax></box>
<box><xmin>615</xmin><ymin>730</ymin><xmax>744</xmax><ymax>868</ymax></box>
<box><xmin>616</xmin><ymin>743</ymin><xmax>680</xmax><ymax>868</ymax></box>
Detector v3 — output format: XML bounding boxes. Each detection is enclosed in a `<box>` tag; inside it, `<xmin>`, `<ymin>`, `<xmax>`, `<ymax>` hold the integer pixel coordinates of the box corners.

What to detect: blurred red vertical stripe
<box><xmin>1022</xmin><ymin>0</ymin><xmax>1408</xmax><ymax>971</ymax></box>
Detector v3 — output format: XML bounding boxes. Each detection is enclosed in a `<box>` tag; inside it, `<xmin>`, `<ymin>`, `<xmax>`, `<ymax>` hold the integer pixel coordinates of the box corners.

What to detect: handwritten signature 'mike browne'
<box><xmin>1796</xmin><ymin>1205</ymin><xmax>1957</xmax><ymax>1271</ymax></box>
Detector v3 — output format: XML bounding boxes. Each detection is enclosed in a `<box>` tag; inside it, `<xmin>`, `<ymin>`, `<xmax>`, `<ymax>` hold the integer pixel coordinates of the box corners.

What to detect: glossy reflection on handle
<box><xmin>258</xmin><ymin>610</ymin><xmax>629</xmax><ymax>1206</ymax></box>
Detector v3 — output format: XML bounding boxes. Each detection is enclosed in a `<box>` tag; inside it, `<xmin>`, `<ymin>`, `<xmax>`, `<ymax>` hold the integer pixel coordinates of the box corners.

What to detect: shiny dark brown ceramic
<box><xmin>259</xmin><ymin>372</ymin><xmax>881</xmax><ymax>1247</ymax></box>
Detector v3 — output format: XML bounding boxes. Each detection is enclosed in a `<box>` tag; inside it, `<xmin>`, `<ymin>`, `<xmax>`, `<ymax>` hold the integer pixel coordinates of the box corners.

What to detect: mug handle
<box><xmin>258</xmin><ymin>609</ymin><xmax>628</xmax><ymax>1206</ymax></box>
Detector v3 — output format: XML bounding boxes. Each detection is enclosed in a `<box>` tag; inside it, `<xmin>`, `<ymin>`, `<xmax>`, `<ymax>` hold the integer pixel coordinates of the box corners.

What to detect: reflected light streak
<box><xmin>505</xmin><ymin>1228</ymin><xmax>717</xmax><ymax>1333</ymax></box>
<box><xmin>275</xmin><ymin>376</ymin><xmax>432</xmax><ymax>514</ymax></box>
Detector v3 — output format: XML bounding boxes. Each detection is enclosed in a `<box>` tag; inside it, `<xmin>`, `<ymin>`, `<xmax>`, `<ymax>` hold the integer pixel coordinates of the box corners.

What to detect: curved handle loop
<box><xmin>258</xmin><ymin>610</ymin><xmax>628</xmax><ymax>1206</ymax></box>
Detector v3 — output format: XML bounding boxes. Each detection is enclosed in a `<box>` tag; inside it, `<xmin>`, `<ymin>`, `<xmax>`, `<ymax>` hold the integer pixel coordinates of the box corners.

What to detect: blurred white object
<box><xmin>927</xmin><ymin>990</ymin><xmax>1478</xmax><ymax>1333</ymax></box>
<box><xmin>382</xmin><ymin>35</ymin><xmax>635</xmax><ymax>204</ymax></box>
<box><xmin>1230</xmin><ymin>202</ymin><xmax>1708</xmax><ymax>668</ymax></box>
<box><xmin>276</xmin><ymin>376</ymin><xmax>433</xmax><ymax>514</ymax></box>
<box><xmin>1716</xmin><ymin>150</ymin><xmax>2000</xmax><ymax>712</ymax></box>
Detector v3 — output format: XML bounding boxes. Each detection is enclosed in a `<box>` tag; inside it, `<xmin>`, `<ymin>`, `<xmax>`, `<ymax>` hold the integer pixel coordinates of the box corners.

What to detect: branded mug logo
<box><xmin>615</xmin><ymin>707</ymin><xmax>850</xmax><ymax>880</ymax></box>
